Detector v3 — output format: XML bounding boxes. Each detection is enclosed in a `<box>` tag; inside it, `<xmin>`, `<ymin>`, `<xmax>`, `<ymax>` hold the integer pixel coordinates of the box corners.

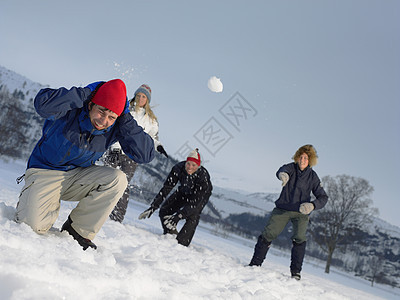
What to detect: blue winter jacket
<box><xmin>274</xmin><ymin>162</ymin><xmax>328</xmax><ymax>212</ymax></box>
<box><xmin>27</xmin><ymin>84</ymin><xmax>155</xmax><ymax>171</ymax></box>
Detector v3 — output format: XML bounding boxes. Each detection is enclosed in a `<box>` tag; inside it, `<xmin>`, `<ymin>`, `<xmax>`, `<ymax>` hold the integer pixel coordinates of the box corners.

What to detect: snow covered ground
<box><xmin>0</xmin><ymin>159</ymin><xmax>398</xmax><ymax>299</ymax></box>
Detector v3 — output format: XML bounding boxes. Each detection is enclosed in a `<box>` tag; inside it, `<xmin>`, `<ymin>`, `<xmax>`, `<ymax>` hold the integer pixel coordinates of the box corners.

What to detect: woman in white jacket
<box><xmin>106</xmin><ymin>84</ymin><xmax>168</xmax><ymax>222</ymax></box>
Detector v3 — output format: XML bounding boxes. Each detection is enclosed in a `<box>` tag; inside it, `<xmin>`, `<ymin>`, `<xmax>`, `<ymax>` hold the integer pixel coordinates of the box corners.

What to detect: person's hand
<box><xmin>163</xmin><ymin>213</ymin><xmax>183</xmax><ymax>230</ymax></box>
<box><xmin>85</xmin><ymin>81</ymin><xmax>103</xmax><ymax>92</ymax></box>
<box><xmin>157</xmin><ymin>145</ymin><xmax>168</xmax><ymax>158</ymax></box>
<box><xmin>299</xmin><ymin>203</ymin><xmax>314</xmax><ymax>215</ymax></box>
<box><xmin>279</xmin><ymin>172</ymin><xmax>289</xmax><ymax>187</ymax></box>
<box><xmin>138</xmin><ymin>206</ymin><xmax>156</xmax><ymax>219</ymax></box>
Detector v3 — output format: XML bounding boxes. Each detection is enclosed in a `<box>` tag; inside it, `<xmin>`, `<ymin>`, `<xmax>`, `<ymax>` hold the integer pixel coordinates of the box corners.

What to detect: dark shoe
<box><xmin>168</xmin><ymin>228</ymin><xmax>179</xmax><ymax>235</ymax></box>
<box><xmin>290</xmin><ymin>241</ymin><xmax>306</xmax><ymax>276</ymax></box>
<box><xmin>249</xmin><ymin>235</ymin><xmax>271</xmax><ymax>266</ymax></box>
<box><xmin>163</xmin><ymin>227</ymin><xmax>179</xmax><ymax>235</ymax></box>
<box><xmin>61</xmin><ymin>216</ymin><xmax>97</xmax><ymax>250</ymax></box>
<box><xmin>163</xmin><ymin>228</ymin><xmax>179</xmax><ymax>235</ymax></box>
<box><xmin>291</xmin><ymin>272</ymin><xmax>301</xmax><ymax>280</ymax></box>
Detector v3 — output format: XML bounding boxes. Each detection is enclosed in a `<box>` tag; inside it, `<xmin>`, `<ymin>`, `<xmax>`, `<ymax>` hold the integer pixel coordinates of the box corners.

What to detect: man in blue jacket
<box><xmin>15</xmin><ymin>79</ymin><xmax>155</xmax><ymax>250</ymax></box>
<box><xmin>249</xmin><ymin>144</ymin><xmax>328</xmax><ymax>280</ymax></box>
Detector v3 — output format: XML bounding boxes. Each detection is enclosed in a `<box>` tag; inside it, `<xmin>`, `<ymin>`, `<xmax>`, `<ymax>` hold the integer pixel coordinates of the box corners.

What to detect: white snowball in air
<box><xmin>207</xmin><ymin>76</ymin><xmax>223</xmax><ymax>93</ymax></box>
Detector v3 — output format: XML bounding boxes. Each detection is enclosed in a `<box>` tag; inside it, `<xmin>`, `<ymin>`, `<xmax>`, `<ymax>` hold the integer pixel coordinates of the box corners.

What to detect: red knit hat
<box><xmin>92</xmin><ymin>79</ymin><xmax>127</xmax><ymax>116</ymax></box>
<box><xmin>187</xmin><ymin>148</ymin><xmax>201</xmax><ymax>166</ymax></box>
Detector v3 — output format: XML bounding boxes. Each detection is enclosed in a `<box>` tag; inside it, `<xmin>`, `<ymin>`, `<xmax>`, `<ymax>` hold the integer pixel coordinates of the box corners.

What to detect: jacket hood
<box><xmin>292</xmin><ymin>144</ymin><xmax>318</xmax><ymax>167</ymax></box>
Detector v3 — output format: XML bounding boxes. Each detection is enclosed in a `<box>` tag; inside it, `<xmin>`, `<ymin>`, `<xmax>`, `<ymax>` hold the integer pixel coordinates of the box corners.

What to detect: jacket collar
<box><xmin>296</xmin><ymin>163</ymin><xmax>310</xmax><ymax>174</ymax></box>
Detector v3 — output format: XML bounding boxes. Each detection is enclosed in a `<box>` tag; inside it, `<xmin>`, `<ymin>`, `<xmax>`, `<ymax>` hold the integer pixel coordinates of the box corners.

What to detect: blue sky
<box><xmin>1</xmin><ymin>0</ymin><xmax>399</xmax><ymax>227</ymax></box>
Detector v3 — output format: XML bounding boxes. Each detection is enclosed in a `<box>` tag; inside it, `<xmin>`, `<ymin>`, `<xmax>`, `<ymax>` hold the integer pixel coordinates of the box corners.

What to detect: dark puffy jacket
<box><xmin>275</xmin><ymin>162</ymin><xmax>328</xmax><ymax>212</ymax></box>
<box><xmin>27</xmin><ymin>84</ymin><xmax>154</xmax><ymax>171</ymax></box>
<box><xmin>151</xmin><ymin>161</ymin><xmax>213</xmax><ymax>217</ymax></box>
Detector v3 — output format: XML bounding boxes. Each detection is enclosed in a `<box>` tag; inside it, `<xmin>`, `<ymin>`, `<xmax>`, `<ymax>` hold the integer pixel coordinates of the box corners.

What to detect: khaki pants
<box><xmin>15</xmin><ymin>165</ymin><xmax>127</xmax><ymax>240</ymax></box>
<box><xmin>262</xmin><ymin>208</ymin><xmax>309</xmax><ymax>244</ymax></box>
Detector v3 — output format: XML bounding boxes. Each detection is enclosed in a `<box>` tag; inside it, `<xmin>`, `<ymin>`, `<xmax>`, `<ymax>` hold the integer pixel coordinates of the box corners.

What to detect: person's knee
<box><xmin>101</xmin><ymin>168</ymin><xmax>128</xmax><ymax>194</ymax></box>
<box><xmin>185</xmin><ymin>215</ymin><xmax>200</xmax><ymax>226</ymax></box>
<box><xmin>262</xmin><ymin>231</ymin><xmax>274</xmax><ymax>241</ymax></box>
<box><xmin>262</xmin><ymin>226</ymin><xmax>280</xmax><ymax>241</ymax></box>
<box><xmin>292</xmin><ymin>228</ymin><xmax>307</xmax><ymax>244</ymax></box>
<box><xmin>292</xmin><ymin>226</ymin><xmax>308</xmax><ymax>243</ymax></box>
<box><xmin>114</xmin><ymin>169</ymin><xmax>128</xmax><ymax>186</ymax></box>
<box><xmin>259</xmin><ymin>234</ymin><xmax>272</xmax><ymax>244</ymax></box>
<box><xmin>16</xmin><ymin>214</ymin><xmax>50</xmax><ymax>235</ymax></box>
<box><xmin>31</xmin><ymin>225</ymin><xmax>50</xmax><ymax>235</ymax></box>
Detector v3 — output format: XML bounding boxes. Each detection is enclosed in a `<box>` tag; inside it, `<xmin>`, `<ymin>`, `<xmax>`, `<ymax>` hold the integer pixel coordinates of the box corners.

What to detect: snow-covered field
<box><xmin>0</xmin><ymin>159</ymin><xmax>398</xmax><ymax>299</ymax></box>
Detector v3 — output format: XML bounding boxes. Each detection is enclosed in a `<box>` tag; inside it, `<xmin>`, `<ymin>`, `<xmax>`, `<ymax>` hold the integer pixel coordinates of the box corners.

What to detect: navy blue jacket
<box><xmin>151</xmin><ymin>161</ymin><xmax>213</xmax><ymax>217</ymax></box>
<box><xmin>274</xmin><ymin>162</ymin><xmax>328</xmax><ymax>212</ymax></box>
<box><xmin>27</xmin><ymin>84</ymin><xmax>154</xmax><ymax>171</ymax></box>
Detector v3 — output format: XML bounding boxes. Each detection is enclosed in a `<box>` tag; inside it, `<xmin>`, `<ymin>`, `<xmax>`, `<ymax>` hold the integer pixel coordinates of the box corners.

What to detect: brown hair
<box><xmin>292</xmin><ymin>144</ymin><xmax>318</xmax><ymax>167</ymax></box>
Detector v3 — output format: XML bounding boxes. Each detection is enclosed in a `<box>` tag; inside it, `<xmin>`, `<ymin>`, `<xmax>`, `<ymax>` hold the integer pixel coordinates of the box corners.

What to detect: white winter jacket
<box><xmin>111</xmin><ymin>107</ymin><xmax>161</xmax><ymax>151</ymax></box>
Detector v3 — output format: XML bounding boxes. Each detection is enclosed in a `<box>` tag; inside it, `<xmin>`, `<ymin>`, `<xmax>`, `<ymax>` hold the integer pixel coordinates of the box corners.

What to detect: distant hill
<box><xmin>0</xmin><ymin>65</ymin><xmax>45</xmax><ymax>159</ymax></box>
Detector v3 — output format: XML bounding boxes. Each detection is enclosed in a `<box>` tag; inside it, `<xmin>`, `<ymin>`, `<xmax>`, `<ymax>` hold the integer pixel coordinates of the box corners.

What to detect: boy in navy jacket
<box><xmin>249</xmin><ymin>144</ymin><xmax>328</xmax><ymax>280</ymax></box>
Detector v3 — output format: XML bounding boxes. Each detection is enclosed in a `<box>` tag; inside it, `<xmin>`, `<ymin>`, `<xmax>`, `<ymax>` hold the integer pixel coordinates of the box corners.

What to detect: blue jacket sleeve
<box><xmin>116</xmin><ymin>113</ymin><xmax>155</xmax><ymax>164</ymax></box>
<box><xmin>85</xmin><ymin>81</ymin><xmax>104</xmax><ymax>92</ymax></box>
<box><xmin>34</xmin><ymin>86</ymin><xmax>92</xmax><ymax>119</ymax></box>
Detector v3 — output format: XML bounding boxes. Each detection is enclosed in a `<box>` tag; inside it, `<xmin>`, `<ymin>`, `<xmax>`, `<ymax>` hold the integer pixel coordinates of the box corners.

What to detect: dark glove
<box><xmin>85</xmin><ymin>81</ymin><xmax>104</xmax><ymax>92</ymax></box>
<box><xmin>163</xmin><ymin>213</ymin><xmax>183</xmax><ymax>230</ymax></box>
<box><xmin>122</xmin><ymin>98</ymin><xmax>130</xmax><ymax>115</ymax></box>
<box><xmin>157</xmin><ymin>145</ymin><xmax>168</xmax><ymax>158</ymax></box>
<box><xmin>138</xmin><ymin>206</ymin><xmax>156</xmax><ymax>220</ymax></box>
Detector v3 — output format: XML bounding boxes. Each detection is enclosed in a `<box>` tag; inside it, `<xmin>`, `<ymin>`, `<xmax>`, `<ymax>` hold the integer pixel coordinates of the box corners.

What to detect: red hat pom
<box><xmin>187</xmin><ymin>148</ymin><xmax>201</xmax><ymax>166</ymax></box>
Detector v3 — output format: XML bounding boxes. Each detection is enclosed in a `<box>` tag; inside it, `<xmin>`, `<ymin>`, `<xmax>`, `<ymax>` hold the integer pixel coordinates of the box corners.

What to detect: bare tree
<box><xmin>309</xmin><ymin>175</ymin><xmax>377</xmax><ymax>273</ymax></box>
<box><xmin>368</xmin><ymin>255</ymin><xmax>384</xmax><ymax>287</ymax></box>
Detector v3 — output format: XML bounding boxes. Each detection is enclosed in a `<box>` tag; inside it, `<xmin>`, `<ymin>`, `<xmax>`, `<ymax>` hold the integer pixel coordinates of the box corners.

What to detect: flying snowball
<box><xmin>207</xmin><ymin>76</ymin><xmax>223</xmax><ymax>93</ymax></box>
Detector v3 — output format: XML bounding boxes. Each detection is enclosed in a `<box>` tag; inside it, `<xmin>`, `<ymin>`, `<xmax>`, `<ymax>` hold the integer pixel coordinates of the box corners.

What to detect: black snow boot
<box><xmin>61</xmin><ymin>216</ymin><xmax>97</xmax><ymax>251</ymax></box>
<box><xmin>291</xmin><ymin>272</ymin><xmax>301</xmax><ymax>280</ymax></box>
<box><xmin>166</xmin><ymin>228</ymin><xmax>179</xmax><ymax>235</ymax></box>
<box><xmin>249</xmin><ymin>235</ymin><xmax>271</xmax><ymax>266</ymax></box>
<box><xmin>290</xmin><ymin>241</ymin><xmax>306</xmax><ymax>279</ymax></box>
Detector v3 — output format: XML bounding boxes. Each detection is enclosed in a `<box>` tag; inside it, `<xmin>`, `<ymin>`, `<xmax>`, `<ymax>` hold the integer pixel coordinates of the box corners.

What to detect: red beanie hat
<box><xmin>92</xmin><ymin>79</ymin><xmax>127</xmax><ymax>116</ymax></box>
<box><xmin>187</xmin><ymin>148</ymin><xmax>201</xmax><ymax>166</ymax></box>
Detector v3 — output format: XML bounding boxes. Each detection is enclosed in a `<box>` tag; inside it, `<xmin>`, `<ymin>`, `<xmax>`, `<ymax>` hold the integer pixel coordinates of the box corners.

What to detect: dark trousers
<box><xmin>159</xmin><ymin>191</ymin><xmax>202</xmax><ymax>247</ymax></box>
<box><xmin>250</xmin><ymin>208</ymin><xmax>309</xmax><ymax>272</ymax></box>
<box><xmin>105</xmin><ymin>151</ymin><xmax>138</xmax><ymax>222</ymax></box>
